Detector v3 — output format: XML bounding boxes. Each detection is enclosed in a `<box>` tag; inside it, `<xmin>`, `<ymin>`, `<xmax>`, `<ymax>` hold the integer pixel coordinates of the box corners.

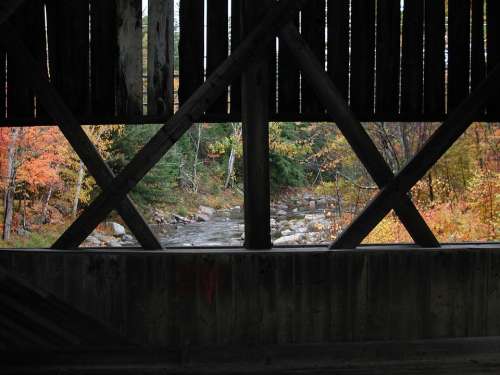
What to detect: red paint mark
<box><xmin>200</xmin><ymin>265</ymin><xmax>218</xmax><ymax>305</ymax></box>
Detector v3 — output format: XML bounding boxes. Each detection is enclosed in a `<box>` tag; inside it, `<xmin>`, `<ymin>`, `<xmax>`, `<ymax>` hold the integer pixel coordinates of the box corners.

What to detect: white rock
<box><xmin>196</xmin><ymin>213</ymin><xmax>211</xmax><ymax>222</ymax></box>
<box><xmin>84</xmin><ymin>235</ymin><xmax>101</xmax><ymax>246</ymax></box>
<box><xmin>106</xmin><ymin>239</ymin><xmax>123</xmax><ymax>247</ymax></box>
<box><xmin>273</xmin><ymin>233</ymin><xmax>304</xmax><ymax>245</ymax></box>
<box><xmin>173</xmin><ymin>214</ymin><xmax>191</xmax><ymax>224</ymax></box>
<box><xmin>281</xmin><ymin>229</ymin><xmax>294</xmax><ymax>237</ymax></box>
<box><xmin>107</xmin><ymin>222</ymin><xmax>126</xmax><ymax>237</ymax></box>
<box><xmin>198</xmin><ymin>205</ymin><xmax>215</xmax><ymax>216</ymax></box>
<box><xmin>122</xmin><ymin>234</ymin><xmax>135</xmax><ymax>242</ymax></box>
<box><xmin>304</xmin><ymin>213</ymin><xmax>326</xmax><ymax>222</ymax></box>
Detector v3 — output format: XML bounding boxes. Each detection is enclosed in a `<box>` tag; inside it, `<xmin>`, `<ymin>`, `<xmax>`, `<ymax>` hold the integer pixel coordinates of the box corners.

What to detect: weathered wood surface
<box><xmin>241</xmin><ymin>0</ymin><xmax>271</xmax><ymax>250</ymax></box>
<box><xmin>401</xmin><ymin>0</ymin><xmax>424</xmax><ymax>115</ymax></box>
<box><xmin>0</xmin><ymin>245</ymin><xmax>499</xmax><ymax>348</ymax></box>
<box><xmin>448</xmin><ymin>0</ymin><xmax>471</xmax><ymax>112</ymax></box>
<box><xmin>424</xmin><ymin>0</ymin><xmax>445</xmax><ymax>115</ymax></box>
<box><xmin>46</xmin><ymin>0</ymin><xmax>90</xmax><ymax>117</ymax></box>
<box><xmin>178</xmin><ymin>0</ymin><xmax>204</xmax><ymax>107</ymax></box>
<box><xmin>147</xmin><ymin>0</ymin><xmax>174</xmax><ymax>117</ymax></box>
<box><xmin>2</xmin><ymin>0</ymin><xmax>499</xmax><ymax>124</ymax></box>
<box><xmin>90</xmin><ymin>0</ymin><xmax>117</xmax><ymax>116</ymax></box>
<box><xmin>349</xmin><ymin>0</ymin><xmax>375</xmax><ymax>116</ymax></box>
<box><xmin>116</xmin><ymin>0</ymin><xmax>143</xmax><ymax>116</ymax></box>
<box><xmin>206</xmin><ymin>0</ymin><xmax>229</xmax><ymax>114</ymax></box>
<box><xmin>375</xmin><ymin>0</ymin><xmax>400</xmax><ymax>115</ymax></box>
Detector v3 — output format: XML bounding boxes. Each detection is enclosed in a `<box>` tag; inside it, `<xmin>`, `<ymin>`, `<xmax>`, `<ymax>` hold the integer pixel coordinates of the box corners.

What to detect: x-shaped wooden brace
<box><xmin>280</xmin><ymin>24</ymin><xmax>500</xmax><ymax>249</ymax></box>
<box><xmin>329</xmin><ymin>61</ymin><xmax>500</xmax><ymax>249</ymax></box>
<box><xmin>280</xmin><ymin>24</ymin><xmax>440</xmax><ymax>248</ymax></box>
<box><xmin>0</xmin><ymin>16</ymin><xmax>162</xmax><ymax>249</ymax></box>
<box><xmin>46</xmin><ymin>0</ymin><xmax>304</xmax><ymax>249</ymax></box>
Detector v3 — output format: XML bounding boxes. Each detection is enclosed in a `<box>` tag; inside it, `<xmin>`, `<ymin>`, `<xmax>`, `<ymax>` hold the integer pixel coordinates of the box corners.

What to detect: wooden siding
<box><xmin>1</xmin><ymin>0</ymin><xmax>499</xmax><ymax>124</ymax></box>
<box><xmin>0</xmin><ymin>245</ymin><xmax>499</xmax><ymax>348</ymax></box>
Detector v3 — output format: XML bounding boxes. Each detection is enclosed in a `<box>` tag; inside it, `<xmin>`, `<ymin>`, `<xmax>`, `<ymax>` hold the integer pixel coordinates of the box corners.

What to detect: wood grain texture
<box><xmin>241</xmin><ymin>0</ymin><xmax>271</xmax><ymax>250</ymax></box>
<box><xmin>278</xmin><ymin>14</ymin><xmax>300</xmax><ymax>114</ymax></box>
<box><xmin>230</xmin><ymin>0</ymin><xmax>241</xmax><ymax>115</ymax></box>
<box><xmin>7</xmin><ymin>1</ymin><xmax>45</xmax><ymax>118</ymax></box>
<box><xmin>116</xmin><ymin>0</ymin><xmax>143</xmax><ymax>116</ymax></box>
<box><xmin>147</xmin><ymin>0</ymin><xmax>174</xmax><ymax>117</ymax></box>
<box><xmin>376</xmin><ymin>0</ymin><xmax>400</xmax><ymax>115</ymax></box>
<box><xmin>206</xmin><ymin>0</ymin><xmax>229</xmax><ymax>114</ymax></box>
<box><xmin>350</xmin><ymin>0</ymin><xmax>376</xmax><ymax>116</ymax></box>
<box><xmin>2</xmin><ymin>245</ymin><xmax>499</xmax><ymax>349</ymax></box>
<box><xmin>178</xmin><ymin>0</ymin><xmax>204</xmax><ymax>106</ymax></box>
<box><xmin>46</xmin><ymin>0</ymin><xmax>90</xmax><ymax>117</ymax></box>
<box><xmin>401</xmin><ymin>0</ymin><xmax>424</xmax><ymax>115</ymax></box>
<box><xmin>471</xmin><ymin>0</ymin><xmax>486</xmax><ymax>92</ymax></box>
<box><xmin>91</xmin><ymin>0</ymin><xmax>117</xmax><ymax>116</ymax></box>
<box><xmin>327</xmin><ymin>0</ymin><xmax>349</xmax><ymax>102</ymax></box>
<box><xmin>424</xmin><ymin>0</ymin><xmax>446</xmax><ymax>115</ymax></box>
<box><xmin>448</xmin><ymin>0</ymin><xmax>471</xmax><ymax>112</ymax></box>
<box><xmin>301</xmin><ymin>0</ymin><xmax>325</xmax><ymax>115</ymax></box>
<box><xmin>487</xmin><ymin>0</ymin><xmax>500</xmax><ymax>116</ymax></box>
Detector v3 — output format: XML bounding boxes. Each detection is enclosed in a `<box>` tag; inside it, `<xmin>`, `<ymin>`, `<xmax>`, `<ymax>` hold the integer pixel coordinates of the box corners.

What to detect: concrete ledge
<box><xmin>2</xmin><ymin>337</ymin><xmax>500</xmax><ymax>374</ymax></box>
<box><xmin>0</xmin><ymin>242</ymin><xmax>498</xmax><ymax>255</ymax></box>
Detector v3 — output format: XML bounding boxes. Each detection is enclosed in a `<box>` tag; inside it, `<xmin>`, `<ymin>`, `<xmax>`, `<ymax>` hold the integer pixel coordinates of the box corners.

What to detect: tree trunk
<box><xmin>399</xmin><ymin>122</ymin><xmax>412</xmax><ymax>163</ymax></box>
<box><xmin>72</xmin><ymin>160</ymin><xmax>85</xmax><ymax>217</ymax></box>
<box><xmin>427</xmin><ymin>171</ymin><xmax>434</xmax><ymax>202</ymax></box>
<box><xmin>3</xmin><ymin>128</ymin><xmax>20</xmax><ymax>241</ymax></box>
<box><xmin>42</xmin><ymin>184</ymin><xmax>53</xmax><ymax>220</ymax></box>
<box><xmin>224</xmin><ymin>124</ymin><xmax>240</xmax><ymax>189</ymax></box>
<box><xmin>192</xmin><ymin>124</ymin><xmax>202</xmax><ymax>192</ymax></box>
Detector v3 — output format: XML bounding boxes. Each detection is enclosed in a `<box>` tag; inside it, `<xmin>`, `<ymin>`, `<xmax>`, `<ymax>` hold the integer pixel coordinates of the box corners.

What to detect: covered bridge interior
<box><xmin>0</xmin><ymin>0</ymin><xmax>499</xmax><ymax>373</ymax></box>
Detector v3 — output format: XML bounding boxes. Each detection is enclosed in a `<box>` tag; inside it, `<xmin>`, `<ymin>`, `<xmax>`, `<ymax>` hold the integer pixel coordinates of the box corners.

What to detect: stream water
<box><xmin>159</xmin><ymin>208</ymin><xmax>244</xmax><ymax>247</ymax></box>
<box><xmin>156</xmin><ymin>205</ymin><xmax>330</xmax><ymax>247</ymax></box>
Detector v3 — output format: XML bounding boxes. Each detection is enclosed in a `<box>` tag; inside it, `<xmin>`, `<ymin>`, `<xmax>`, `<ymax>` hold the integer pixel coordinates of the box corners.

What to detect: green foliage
<box><xmin>109</xmin><ymin>124</ymin><xmax>179</xmax><ymax>207</ymax></box>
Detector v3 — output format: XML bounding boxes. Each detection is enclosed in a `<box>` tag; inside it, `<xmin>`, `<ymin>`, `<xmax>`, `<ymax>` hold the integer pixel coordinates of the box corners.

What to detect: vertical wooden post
<box><xmin>241</xmin><ymin>0</ymin><xmax>272</xmax><ymax>249</ymax></box>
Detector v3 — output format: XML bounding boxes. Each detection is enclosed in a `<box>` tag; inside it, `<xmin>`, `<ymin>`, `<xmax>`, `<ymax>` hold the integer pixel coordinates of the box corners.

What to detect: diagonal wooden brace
<box><xmin>1</xmin><ymin>23</ymin><xmax>162</xmax><ymax>249</ymax></box>
<box><xmin>51</xmin><ymin>0</ymin><xmax>304</xmax><ymax>249</ymax></box>
<box><xmin>279</xmin><ymin>23</ymin><xmax>440</xmax><ymax>248</ymax></box>
<box><xmin>330</xmin><ymin>64</ymin><xmax>500</xmax><ymax>249</ymax></box>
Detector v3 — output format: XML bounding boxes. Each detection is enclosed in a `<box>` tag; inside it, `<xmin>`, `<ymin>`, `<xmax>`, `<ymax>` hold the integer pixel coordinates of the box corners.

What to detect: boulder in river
<box><xmin>273</xmin><ymin>233</ymin><xmax>304</xmax><ymax>245</ymax></box>
<box><xmin>173</xmin><ymin>214</ymin><xmax>191</xmax><ymax>224</ymax></box>
<box><xmin>196</xmin><ymin>213</ymin><xmax>211</xmax><ymax>222</ymax></box>
<box><xmin>105</xmin><ymin>222</ymin><xmax>126</xmax><ymax>237</ymax></box>
<box><xmin>198</xmin><ymin>205</ymin><xmax>216</xmax><ymax>216</ymax></box>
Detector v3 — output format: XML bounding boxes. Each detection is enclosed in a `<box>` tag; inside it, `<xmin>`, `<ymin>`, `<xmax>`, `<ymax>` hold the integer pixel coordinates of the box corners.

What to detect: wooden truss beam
<box><xmin>241</xmin><ymin>0</ymin><xmax>272</xmax><ymax>249</ymax></box>
<box><xmin>330</xmin><ymin>63</ymin><xmax>500</xmax><ymax>248</ymax></box>
<box><xmin>50</xmin><ymin>0</ymin><xmax>304</xmax><ymax>249</ymax></box>
<box><xmin>279</xmin><ymin>23</ymin><xmax>440</xmax><ymax>248</ymax></box>
<box><xmin>1</xmin><ymin>23</ymin><xmax>162</xmax><ymax>249</ymax></box>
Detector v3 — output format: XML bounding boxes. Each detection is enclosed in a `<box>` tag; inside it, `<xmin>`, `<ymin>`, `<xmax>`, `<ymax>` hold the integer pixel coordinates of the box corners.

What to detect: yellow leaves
<box><xmin>269</xmin><ymin>123</ymin><xmax>312</xmax><ymax>159</ymax></box>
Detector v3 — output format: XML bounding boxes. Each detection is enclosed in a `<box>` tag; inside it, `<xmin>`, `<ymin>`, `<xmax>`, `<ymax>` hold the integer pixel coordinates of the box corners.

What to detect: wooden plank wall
<box><xmin>2</xmin><ymin>0</ymin><xmax>499</xmax><ymax>124</ymax></box>
<box><xmin>147</xmin><ymin>0</ymin><xmax>175</xmax><ymax>117</ymax></box>
<box><xmin>0</xmin><ymin>246</ymin><xmax>499</xmax><ymax>347</ymax></box>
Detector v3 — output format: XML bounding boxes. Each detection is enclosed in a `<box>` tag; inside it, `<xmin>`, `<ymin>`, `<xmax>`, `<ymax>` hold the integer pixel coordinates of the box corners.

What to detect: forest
<box><xmin>0</xmin><ymin>120</ymin><xmax>497</xmax><ymax>248</ymax></box>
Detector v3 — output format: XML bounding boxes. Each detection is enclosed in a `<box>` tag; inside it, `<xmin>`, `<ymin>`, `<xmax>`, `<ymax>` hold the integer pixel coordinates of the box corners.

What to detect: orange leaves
<box><xmin>0</xmin><ymin>126</ymin><xmax>71</xmax><ymax>192</ymax></box>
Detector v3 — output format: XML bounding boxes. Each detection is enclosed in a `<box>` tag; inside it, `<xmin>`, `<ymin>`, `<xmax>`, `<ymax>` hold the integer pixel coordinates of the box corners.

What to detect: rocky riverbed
<box><xmin>82</xmin><ymin>193</ymin><xmax>338</xmax><ymax>248</ymax></box>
